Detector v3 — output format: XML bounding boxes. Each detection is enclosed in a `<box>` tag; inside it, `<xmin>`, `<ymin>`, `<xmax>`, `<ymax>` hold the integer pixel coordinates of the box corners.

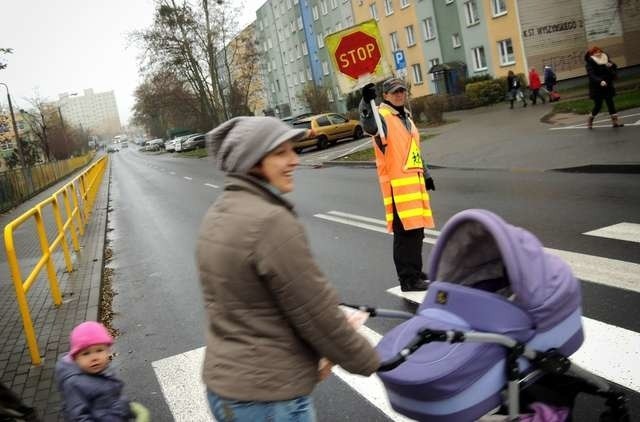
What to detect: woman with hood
<box><xmin>197</xmin><ymin>116</ymin><xmax>380</xmax><ymax>421</ymax></box>
<box><xmin>585</xmin><ymin>46</ymin><xmax>623</xmax><ymax>128</ymax></box>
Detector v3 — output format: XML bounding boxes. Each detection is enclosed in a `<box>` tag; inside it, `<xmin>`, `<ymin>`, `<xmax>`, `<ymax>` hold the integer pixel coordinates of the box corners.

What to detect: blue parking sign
<box><xmin>393</xmin><ymin>50</ymin><xmax>406</xmax><ymax>70</ymax></box>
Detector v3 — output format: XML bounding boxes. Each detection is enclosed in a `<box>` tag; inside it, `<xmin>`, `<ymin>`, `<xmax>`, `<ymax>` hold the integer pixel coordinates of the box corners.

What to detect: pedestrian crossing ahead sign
<box><xmin>404</xmin><ymin>139</ymin><xmax>423</xmax><ymax>170</ymax></box>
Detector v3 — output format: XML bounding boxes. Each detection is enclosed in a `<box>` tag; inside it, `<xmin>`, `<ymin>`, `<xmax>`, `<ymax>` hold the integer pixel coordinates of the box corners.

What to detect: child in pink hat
<box><xmin>55</xmin><ymin>321</ymin><xmax>149</xmax><ymax>421</ymax></box>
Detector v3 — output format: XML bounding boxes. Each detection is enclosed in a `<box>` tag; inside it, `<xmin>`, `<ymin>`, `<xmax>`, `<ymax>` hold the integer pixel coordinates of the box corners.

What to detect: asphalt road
<box><xmin>105</xmin><ymin>147</ymin><xmax>639</xmax><ymax>421</ymax></box>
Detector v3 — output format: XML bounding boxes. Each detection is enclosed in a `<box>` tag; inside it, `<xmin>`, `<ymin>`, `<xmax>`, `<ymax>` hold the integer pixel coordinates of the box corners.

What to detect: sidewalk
<box><xmin>328</xmin><ymin>104</ymin><xmax>640</xmax><ymax>172</ymax></box>
<box><xmin>0</xmin><ymin>163</ymin><xmax>110</xmax><ymax>421</ymax></box>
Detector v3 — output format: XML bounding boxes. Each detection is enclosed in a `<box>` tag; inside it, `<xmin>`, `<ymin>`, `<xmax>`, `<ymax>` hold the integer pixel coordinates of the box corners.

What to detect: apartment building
<box><xmin>351</xmin><ymin>0</ymin><xmax>431</xmax><ymax>97</ymax></box>
<box><xmin>217</xmin><ymin>22</ymin><xmax>267</xmax><ymax>116</ymax></box>
<box><xmin>54</xmin><ymin>89</ymin><xmax>121</xmax><ymax>137</ymax></box>
<box><xmin>256</xmin><ymin>0</ymin><xmax>356</xmax><ymax>117</ymax></box>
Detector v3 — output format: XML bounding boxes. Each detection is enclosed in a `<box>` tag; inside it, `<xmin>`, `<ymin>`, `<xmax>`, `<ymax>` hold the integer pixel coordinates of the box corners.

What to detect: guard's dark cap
<box><xmin>383</xmin><ymin>77</ymin><xmax>407</xmax><ymax>94</ymax></box>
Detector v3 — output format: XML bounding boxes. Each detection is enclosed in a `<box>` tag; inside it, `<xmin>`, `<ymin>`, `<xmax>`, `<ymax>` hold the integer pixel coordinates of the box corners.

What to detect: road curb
<box><xmin>322</xmin><ymin>160</ymin><xmax>640</xmax><ymax>174</ymax></box>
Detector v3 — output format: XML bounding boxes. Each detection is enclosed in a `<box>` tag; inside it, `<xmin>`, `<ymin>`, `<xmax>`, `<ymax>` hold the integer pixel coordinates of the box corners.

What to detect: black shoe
<box><xmin>420</xmin><ymin>271</ymin><xmax>429</xmax><ymax>280</ymax></box>
<box><xmin>400</xmin><ymin>278</ymin><xmax>429</xmax><ymax>292</ymax></box>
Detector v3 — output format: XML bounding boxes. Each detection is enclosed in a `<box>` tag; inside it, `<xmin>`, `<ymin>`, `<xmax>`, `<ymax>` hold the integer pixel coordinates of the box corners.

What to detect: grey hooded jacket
<box><xmin>55</xmin><ymin>354</ymin><xmax>132</xmax><ymax>421</ymax></box>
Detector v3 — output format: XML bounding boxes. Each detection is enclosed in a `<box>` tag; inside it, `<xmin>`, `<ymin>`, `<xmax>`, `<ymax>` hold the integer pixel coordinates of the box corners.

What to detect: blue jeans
<box><xmin>207</xmin><ymin>390</ymin><xmax>316</xmax><ymax>422</ymax></box>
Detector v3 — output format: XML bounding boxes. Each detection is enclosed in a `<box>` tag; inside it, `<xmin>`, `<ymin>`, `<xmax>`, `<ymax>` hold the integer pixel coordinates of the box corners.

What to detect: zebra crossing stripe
<box><xmin>315</xmin><ymin>211</ymin><xmax>640</xmax><ymax>294</ymax></box>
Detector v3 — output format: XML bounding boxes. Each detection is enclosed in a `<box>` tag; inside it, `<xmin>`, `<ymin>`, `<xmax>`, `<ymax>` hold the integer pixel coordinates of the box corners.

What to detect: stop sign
<box><xmin>334</xmin><ymin>31</ymin><xmax>382</xmax><ymax>80</ymax></box>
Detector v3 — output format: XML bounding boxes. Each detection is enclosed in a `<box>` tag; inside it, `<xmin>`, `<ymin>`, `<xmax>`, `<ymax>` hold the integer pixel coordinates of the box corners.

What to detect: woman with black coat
<box><xmin>585</xmin><ymin>46</ymin><xmax>623</xmax><ymax>128</ymax></box>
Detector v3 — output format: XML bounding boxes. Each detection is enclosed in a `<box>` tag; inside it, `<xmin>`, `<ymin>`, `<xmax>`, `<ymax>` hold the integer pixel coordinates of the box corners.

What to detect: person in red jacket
<box><xmin>528</xmin><ymin>67</ymin><xmax>545</xmax><ymax>105</ymax></box>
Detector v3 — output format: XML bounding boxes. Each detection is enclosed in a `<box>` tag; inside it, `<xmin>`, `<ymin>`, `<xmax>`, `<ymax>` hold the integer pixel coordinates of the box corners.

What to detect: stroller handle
<box><xmin>340</xmin><ymin>303</ymin><xmax>414</xmax><ymax>320</ymax></box>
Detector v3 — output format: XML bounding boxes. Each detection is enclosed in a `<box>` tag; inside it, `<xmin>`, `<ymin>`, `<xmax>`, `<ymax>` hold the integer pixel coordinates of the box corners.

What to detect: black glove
<box><xmin>361</xmin><ymin>83</ymin><xmax>377</xmax><ymax>102</ymax></box>
<box><xmin>425</xmin><ymin>177</ymin><xmax>436</xmax><ymax>191</ymax></box>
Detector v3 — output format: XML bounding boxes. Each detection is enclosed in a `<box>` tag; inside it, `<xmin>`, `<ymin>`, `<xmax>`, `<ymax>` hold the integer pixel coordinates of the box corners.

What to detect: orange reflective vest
<box><xmin>372</xmin><ymin>103</ymin><xmax>434</xmax><ymax>232</ymax></box>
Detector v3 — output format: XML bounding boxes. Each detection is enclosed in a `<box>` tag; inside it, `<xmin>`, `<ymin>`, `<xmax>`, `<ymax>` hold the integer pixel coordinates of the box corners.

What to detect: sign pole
<box><xmin>370</xmin><ymin>99</ymin><xmax>386</xmax><ymax>142</ymax></box>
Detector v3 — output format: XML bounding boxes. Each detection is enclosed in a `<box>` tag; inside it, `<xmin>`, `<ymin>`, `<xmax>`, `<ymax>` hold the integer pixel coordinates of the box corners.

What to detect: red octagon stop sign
<box><xmin>335</xmin><ymin>31</ymin><xmax>381</xmax><ymax>80</ymax></box>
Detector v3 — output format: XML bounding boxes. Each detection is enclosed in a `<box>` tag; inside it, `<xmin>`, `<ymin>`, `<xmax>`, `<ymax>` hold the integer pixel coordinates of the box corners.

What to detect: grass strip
<box><xmin>552</xmin><ymin>89</ymin><xmax>640</xmax><ymax>115</ymax></box>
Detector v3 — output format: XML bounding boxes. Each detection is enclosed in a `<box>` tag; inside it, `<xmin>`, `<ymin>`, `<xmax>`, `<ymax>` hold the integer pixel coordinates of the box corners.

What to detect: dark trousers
<box><xmin>591</xmin><ymin>96</ymin><xmax>617</xmax><ymax>116</ymax></box>
<box><xmin>531</xmin><ymin>89</ymin><xmax>545</xmax><ymax>105</ymax></box>
<box><xmin>392</xmin><ymin>203</ymin><xmax>424</xmax><ymax>281</ymax></box>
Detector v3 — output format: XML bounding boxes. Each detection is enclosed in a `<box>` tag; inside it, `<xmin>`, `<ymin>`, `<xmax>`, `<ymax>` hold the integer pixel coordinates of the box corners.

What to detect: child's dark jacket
<box><xmin>55</xmin><ymin>353</ymin><xmax>132</xmax><ymax>421</ymax></box>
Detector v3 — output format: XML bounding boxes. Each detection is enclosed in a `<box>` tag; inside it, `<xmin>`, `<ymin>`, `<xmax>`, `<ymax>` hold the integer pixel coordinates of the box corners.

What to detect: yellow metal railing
<box><xmin>3</xmin><ymin>156</ymin><xmax>108</xmax><ymax>365</ymax></box>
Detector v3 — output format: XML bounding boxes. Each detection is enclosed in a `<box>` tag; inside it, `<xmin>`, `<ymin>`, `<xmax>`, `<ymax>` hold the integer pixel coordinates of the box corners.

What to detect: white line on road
<box><xmin>315</xmin><ymin>211</ymin><xmax>640</xmax><ymax>294</ymax></box>
<box><xmin>387</xmin><ymin>288</ymin><xmax>640</xmax><ymax>393</ymax></box>
<box><xmin>550</xmin><ymin>112</ymin><xmax>640</xmax><ymax>130</ymax></box>
<box><xmin>152</xmin><ymin>327</ymin><xmax>410</xmax><ymax>421</ymax></box>
<box><xmin>184</xmin><ymin>176</ymin><xmax>192</xmax><ymax>180</ymax></box>
<box><xmin>170</xmin><ymin>171</ymin><xmax>176</xmax><ymax>175</ymax></box>
<box><xmin>204</xmin><ymin>183</ymin><xmax>219</xmax><ymax>189</ymax></box>
<box><xmin>584</xmin><ymin>222</ymin><xmax>640</xmax><ymax>244</ymax></box>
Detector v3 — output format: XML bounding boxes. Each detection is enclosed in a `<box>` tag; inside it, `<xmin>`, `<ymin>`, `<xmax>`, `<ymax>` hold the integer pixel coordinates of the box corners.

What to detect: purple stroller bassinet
<box><xmin>376</xmin><ymin>209</ymin><xmax>584</xmax><ymax>421</ymax></box>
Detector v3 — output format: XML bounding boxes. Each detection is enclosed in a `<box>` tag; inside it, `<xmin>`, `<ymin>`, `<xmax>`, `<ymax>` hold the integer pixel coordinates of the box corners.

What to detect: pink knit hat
<box><xmin>69</xmin><ymin>321</ymin><xmax>113</xmax><ymax>358</ymax></box>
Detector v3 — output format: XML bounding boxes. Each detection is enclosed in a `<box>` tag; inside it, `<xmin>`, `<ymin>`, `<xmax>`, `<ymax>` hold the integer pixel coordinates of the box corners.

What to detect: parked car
<box><xmin>143</xmin><ymin>138</ymin><xmax>164</xmax><ymax>152</ymax></box>
<box><xmin>292</xmin><ymin>113</ymin><xmax>363</xmax><ymax>151</ymax></box>
<box><xmin>106</xmin><ymin>144</ymin><xmax>119</xmax><ymax>153</ymax></box>
<box><xmin>180</xmin><ymin>134</ymin><xmax>206</xmax><ymax>151</ymax></box>
<box><xmin>281</xmin><ymin>113</ymin><xmax>314</xmax><ymax>126</ymax></box>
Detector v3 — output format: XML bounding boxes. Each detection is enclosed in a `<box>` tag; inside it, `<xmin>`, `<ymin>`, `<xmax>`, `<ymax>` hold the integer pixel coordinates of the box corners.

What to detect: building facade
<box><xmin>54</xmin><ymin>89</ymin><xmax>121</xmax><ymax>137</ymax></box>
<box><xmin>255</xmin><ymin>0</ymin><xmax>356</xmax><ymax>117</ymax></box>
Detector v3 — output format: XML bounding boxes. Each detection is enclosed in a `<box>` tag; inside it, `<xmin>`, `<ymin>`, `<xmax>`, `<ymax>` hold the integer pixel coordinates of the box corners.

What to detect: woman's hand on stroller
<box><xmin>318</xmin><ymin>358</ymin><xmax>334</xmax><ymax>381</ymax></box>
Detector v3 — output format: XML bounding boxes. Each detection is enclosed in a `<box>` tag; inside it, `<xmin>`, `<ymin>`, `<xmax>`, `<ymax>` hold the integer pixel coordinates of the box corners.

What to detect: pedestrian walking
<box><xmin>507</xmin><ymin>71</ymin><xmax>527</xmax><ymax>109</ymax></box>
<box><xmin>543</xmin><ymin>65</ymin><xmax>557</xmax><ymax>94</ymax></box>
<box><xmin>585</xmin><ymin>46</ymin><xmax>623</xmax><ymax>128</ymax></box>
<box><xmin>528</xmin><ymin>67</ymin><xmax>545</xmax><ymax>105</ymax></box>
<box><xmin>55</xmin><ymin>321</ymin><xmax>150</xmax><ymax>421</ymax></box>
<box><xmin>199</xmin><ymin>116</ymin><xmax>380</xmax><ymax>421</ymax></box>
<box><xmin>359</xmin><ymin>77</ymin><xmax>435</xmax><ymax>292</ymax></box>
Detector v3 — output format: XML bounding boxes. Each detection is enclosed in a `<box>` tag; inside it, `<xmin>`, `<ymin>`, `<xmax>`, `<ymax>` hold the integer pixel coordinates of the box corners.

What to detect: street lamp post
<box><xmin>0</xmin><ymin>82</ymin><xmax>27</xmax><ymax>168</ymax></box>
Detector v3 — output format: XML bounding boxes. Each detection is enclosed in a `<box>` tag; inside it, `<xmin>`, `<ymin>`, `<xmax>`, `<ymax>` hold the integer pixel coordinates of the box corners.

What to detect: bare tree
<box><xmin>20</xmin><ymin>95</ymin><xmax>53</xmax><ymax>161</ymax></box>
<box><xmin>0</xmin><ymin>47</ymin><xmax>12</xmax><ymax>70</ymax></box>
<box><xmin>297</xmin><ymin>83</ymin><xmax>331</xmax><ymax>114</ymax></box>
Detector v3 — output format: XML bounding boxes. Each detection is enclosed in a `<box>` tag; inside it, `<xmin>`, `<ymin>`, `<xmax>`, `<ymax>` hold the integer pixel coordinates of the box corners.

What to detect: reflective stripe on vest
<box><xmin>374</xmin><ymin>104</ymin><xmax>435</xmax><ymax>232</ymax></box>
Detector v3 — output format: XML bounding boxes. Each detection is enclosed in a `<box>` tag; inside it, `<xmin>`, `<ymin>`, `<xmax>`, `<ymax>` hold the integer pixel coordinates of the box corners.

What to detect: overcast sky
<box><xmin>0</xmin><ymin>0</ymin><xmax>264</xmax><ymax>126</ymax></box>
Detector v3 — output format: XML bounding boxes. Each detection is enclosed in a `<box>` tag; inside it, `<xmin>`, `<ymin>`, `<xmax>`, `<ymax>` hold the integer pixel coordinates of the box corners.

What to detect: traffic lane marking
<box><xmin>184</xmin><ymin>177</ymin><xmax>192</xmax><ymax>180</ymax></box>
<box><xmin>204</xmin><ymin>183</ymin><xmax>219</xmax><ymax>189</ymax></box>
<box><xmin>387</xmin><ymin>287</ymin><xmax>640</xmax><ymax>393</ymax></box>
<box><xmin>550</xmin><ymin>112</ymin><xmax>640</xmax><ymax>130</ymax></box>
<box><xmin>152</xmin><ymin>328</ymin><xmax>410</xmax><ymax>421</ymax></box>
<box><xmin>584</xmin><ymin>222</ymin><xmax>640</xmax><ymax>244</ymax></box>
<box><xmin>314</xmin><ymin>211</ymin><xmax>640</xmax><ymax>294</ymax></box>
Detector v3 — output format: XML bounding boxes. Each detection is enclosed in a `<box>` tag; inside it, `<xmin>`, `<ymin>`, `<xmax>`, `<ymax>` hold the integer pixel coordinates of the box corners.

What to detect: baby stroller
<box><xmin>345</xmin><ymin>209</ymin><xmax>629</xmax><ymax>421</ymax></box>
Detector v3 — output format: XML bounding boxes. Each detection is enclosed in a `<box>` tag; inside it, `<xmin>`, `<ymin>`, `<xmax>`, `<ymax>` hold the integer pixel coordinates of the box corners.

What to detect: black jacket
<box><xmin>585</xmin><ymin>52</ymin><xmax>617</xmax><ymax>100</ymax></box>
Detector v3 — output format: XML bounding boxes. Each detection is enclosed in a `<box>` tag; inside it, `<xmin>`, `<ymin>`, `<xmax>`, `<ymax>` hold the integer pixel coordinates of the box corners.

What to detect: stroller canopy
<box><xmin>427</xmin><ymin>209</ymin><xmax>580</xmax><ymax>330</ymax></box>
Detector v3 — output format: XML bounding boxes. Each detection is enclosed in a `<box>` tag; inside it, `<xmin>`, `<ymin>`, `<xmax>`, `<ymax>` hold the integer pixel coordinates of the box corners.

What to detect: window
<box><xmin>384</xmin><ymin>0</ymin><xmax>393</xmax><ymax>16</ymax></box>
<box><xmin>258</xmin><ymin>20</ymin><xmax>263</xmax><ymax>31</ymax></box>
<box><xmin>446</xmin><ymin>0</ymin><xmax>454</xmax><ymax>4</ymax></box>
<box><xmin>267</xmin><ymin>38</ymin><xmax>273</xmax><ymax>49</ymax></box>
<box><xmin>471</xmin><ymin>46</ymin><xmax>487</xmax><ymax>71</ymax></box>
<box><xmin>287</xmin><ymin>0</ymin><xmax>292</xmax><ymax>9</ymax></box>
<box><xmin>290</xmin><ymin>21</ymin><xmax>296</xmax><ymax>33</ymax></box>
<box><xmin>335</xmin><ymin>22</ymin><xmax>342</xmax><ymax>32</ymax></box>
<box><xmin>369</xmin><ymin>4</ymin><xmax>379</xmax><ymax>20</ymax></box>
<box><xmin>412</xmin><ymin>63</ymin><xmax>423</xmax><ymax>84</ymax></box>
<box><xmin>329</xmin><ymin>113</ymin><xmax>347</xmax><ymax>123</ymax></box>
<box><xmin>290</xmin><ymin>49</ymin><xmax>294</xmax><ymax>62</ymax></box>
<box><xmin>322</xmin><ymin>61</ymin><xmax>330</xmax><ymax>75</ymax></box>
<box><xmin>498</xmin><ymin>38</ymin><xmax>515</xmax><ymax>65</ymax></box>
<box><xmin>317</xmin><ymin>33</ymin><xmax>325</xmax><ymax>48</ymax></box>
<box><xmin>405</xmin><ymin>25</ymin><xmax>415</xmax><ymax>46</ymax></box>
<box><xmin>320</xmin><ymin>0</ymin><xmax>328</xmax><ymax>15</ymax></box>
<box><xmin>296</xmin><ymin>44</ymin><xmax>301</xmax><ymax>58</ymax></box>
<box><xmin>400</xmin><ymin>0</ymin><xmax>409</xmax><ymax>8</ymax></box>
<box><xmin>390</xmin><ymin>31</ymin><xmax>399</xmax><ymax>51</ymax></box>
<box><xmin>317</xmin><ymin>115</ymin><xmax>331</xmax><ymax>126</ymax></box>
<box><xmin>452</xmin><ymin>33</ymin><xmax>461</xmax><ymax>48</ymax></box>
<box><xmin>312</xmin><ymin>5</ymin><xmax>319</xmax><ymax>20</ymax></box>
<box><xmin>491</xmin><ymin>0</ymin><xmax>507</xmax><ymax>16</ymax></box>
<box><xmin>272</xmin><ymin>59</ymin><xmax>276</xmax><ymax>70</ymax></box>
<box><xmin>306</xmin><ymin>68</ymin><xmax>312</xmax><ymax>81</ymax></box>
<box><xmin>464</xmin><ymin>1</ymin><xmax>480</xmax><ymax>26</ymax></box>
<box><xmin>328</xmin><ymin>88</ymin><xmax>334</xmax><ymax>102</ymax></box>
<box><xmin>297</xmin><ymin>16</ymin><xmax>303</xmax><ymax>30</ymax></box>
<box><xmin>302</xmin><ymin>42</ymin><xmax>308</xmax><ymax>55</ymax></box>
<box><xmin>276</xmin><ymin>79</ymin><xmax>281</xmax><ymax>91</ymax></box>
<box><xmin>299</xmin><ymin>70</ymin><xmax>305</xmax><ymax>83</ymax></box>
<box><xmin>429</xmin><ymin>58</ymin><xmax>440</xmax><ymax>69</ymax></box>
<box><xmin>330</xmin><ymin>0</ymin><xmax>338</xmax><ymax>9</ymax></box>
<box><xmin>422</xmin><ymin>17</ymin><xmax>435</xmax><ymax>40</ymax></box>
